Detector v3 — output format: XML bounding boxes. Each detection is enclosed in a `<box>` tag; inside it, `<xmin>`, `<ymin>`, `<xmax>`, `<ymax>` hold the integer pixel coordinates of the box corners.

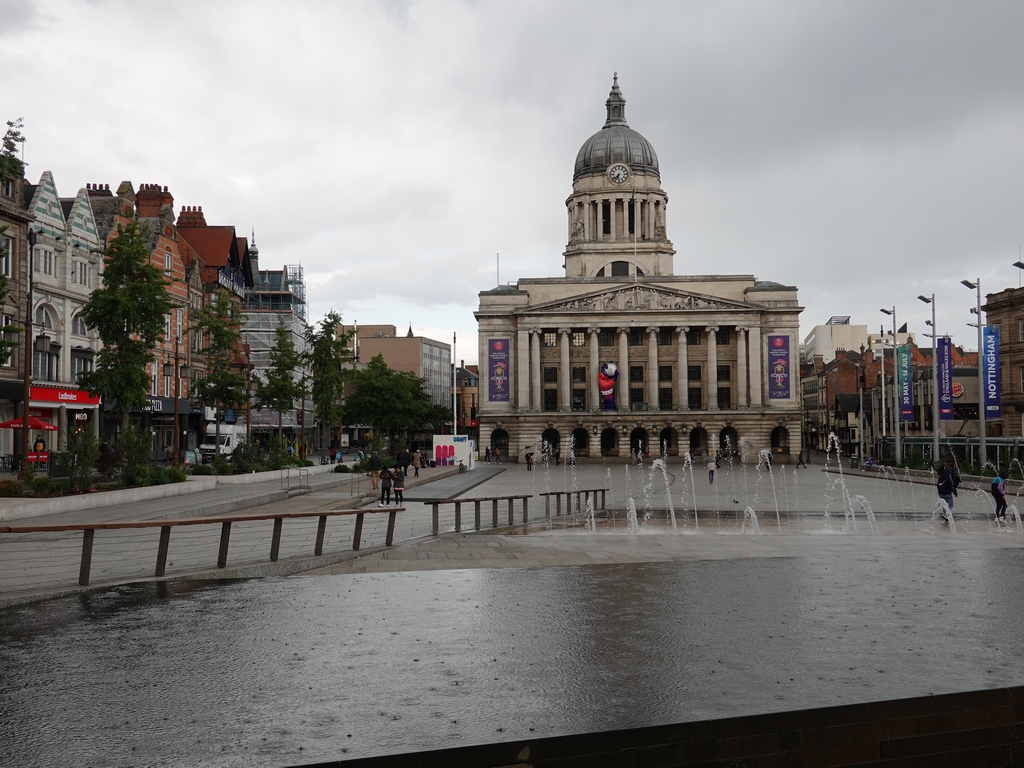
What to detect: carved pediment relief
<box><xmin>528</xmin><ymin>286</ymin><xmax>749</xmax><ymax>314</ymax></box>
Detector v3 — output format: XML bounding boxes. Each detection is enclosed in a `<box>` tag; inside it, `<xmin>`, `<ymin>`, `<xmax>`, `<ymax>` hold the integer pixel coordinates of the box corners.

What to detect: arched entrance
<box><xmin>630</xmin><ymin>427</ymin><xmax>649</xmax><ymax>458</ymax></box>
<box><xmin>491</xmin><ymin>429</ymin><xmax>509</xmax><ymax>458</ymax></box>
<box><xmin>658</xmin><ymin>427</ymin><xmax>678</xmax><ymax>456</ymax></box>
<box><xmin>719</xmin><ymin>426</ymin><xmax>739</xmax><ymax>458</ymax></box>
<box><xmin>542</xmin><ymin>427</ymin><xmax>561</xmax><ymax>463</ymax></box>
<box><xmin>689</xmin><ymin>427</ymin><xmax>708</xmax><ymax>455</ymax></box>
<box><xmin>771</xmin><ymin>426</ymin><xmax>790</xmax><ymax>459</ymax></box>
<box><xmin>600</xmin><ymin>428</ymin><xmax>618</xmax><ymax>457</ymax></box>
<box><xmin>570</xmin><ymin>428</ymin><xmax>589</xmax><ymax>458</ymax></box>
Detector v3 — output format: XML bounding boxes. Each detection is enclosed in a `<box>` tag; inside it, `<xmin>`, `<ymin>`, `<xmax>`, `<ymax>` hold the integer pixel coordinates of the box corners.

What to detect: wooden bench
<box><xmin>538</xmin><ymin>488</ymin><xmax>608</xmax><ymax>517</ymax></box>
<box><xmin>0</xmin><ymin>506</ymin><xmax>406</xmax><ymax>587</ymax></box>
<box><xmin>423</xmin><ymin>495</ymin><xmax>532</xmax><ymax>534</ymax></box>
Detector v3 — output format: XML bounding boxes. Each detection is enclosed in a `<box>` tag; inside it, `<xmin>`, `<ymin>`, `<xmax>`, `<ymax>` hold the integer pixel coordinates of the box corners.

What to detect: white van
<box><xmin>199</xmin><ymin>424</ymin><xmax>244</xmax><ymax>461</ymax></box>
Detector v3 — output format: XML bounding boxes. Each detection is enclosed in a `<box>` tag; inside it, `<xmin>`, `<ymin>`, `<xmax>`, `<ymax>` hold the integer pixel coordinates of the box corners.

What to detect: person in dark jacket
<box><xmin>991</xmin><ymin>474</ymin><xmax>1007</xmax><ymax>520</ymax></box>
<box><xmin>936</xmin><ymin>461</ymin><xmax>959</xmax><ymax>521</ymax></box>
<box><xmin>368</xmin><ymin>452</ymin><xmax>382</xmax><ymax>490</ymax></box>
<box><xmin>378</xmin><ymin>467</ymin><xmax>393</xmax><ymax>507</ymax></box>
<box><xmin>398</xmin><ymin>449</ymin><xmax>411</xmax><ymax>478</ymax></box>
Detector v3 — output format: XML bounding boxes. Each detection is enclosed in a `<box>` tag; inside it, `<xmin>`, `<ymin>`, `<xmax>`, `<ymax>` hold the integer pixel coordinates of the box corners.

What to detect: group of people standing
<box><xmin>367</xmin><ymin>448</ymin><xmax>423</xmax><ymax>508</ymax></box>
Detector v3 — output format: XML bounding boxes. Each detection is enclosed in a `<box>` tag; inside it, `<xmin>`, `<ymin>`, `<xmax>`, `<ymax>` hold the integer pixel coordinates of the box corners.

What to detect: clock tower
<box><xmin>563</xmin><ymin>74</ymin><xmax>674</xmax><ymax>279</ymax></box>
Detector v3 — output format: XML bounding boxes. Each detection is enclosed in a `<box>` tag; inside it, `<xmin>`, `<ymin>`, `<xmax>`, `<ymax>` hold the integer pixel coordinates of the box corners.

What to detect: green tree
<box><xmin>0</xmin><ymin>119</ymin><xmax>26</xmax><ymax>368</ymax></box>
<box><xmin>193</xmin><ymin>290</ymin><xmax>249</xmax><ymax>452</ymax></box>
<box><xmin>79</xmin><ymin>219</ymin><xmax>172</xmax><ymax>433</ymax></box>
<box><xmin>256</xmin><ymin>317</ymin><xmax>304</xmax><ymax>443</ymax></box>
<box><xmin>344</xmin><ymin>354</ymin><xmax>432</xmax><ymax>450</ymax></box>
<box><xmin>305</xmin><ymin>311</ymin><xmax>353</xmax><ymax>457</ymax></box>
<box><xmin>0</xmin><ymin>118</ymin><xmax>25</xmax><ymax>184</ymax></box>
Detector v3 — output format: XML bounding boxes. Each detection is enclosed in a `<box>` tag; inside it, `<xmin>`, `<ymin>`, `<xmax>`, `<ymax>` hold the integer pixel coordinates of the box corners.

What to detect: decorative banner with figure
<box><xmin>598</xmin><ymin>362</ymin><xmax>619</xmax><ymax>410</ymax></box>
<box><xmin>983</xmin><ymin>325</ymin><xmax>1001</xmax><ymax>418</ymax></box>
<box><xmin>487</xmin><ymin>338</ymin><xmax>509</xmax><ymax>402</ymax></box>
<box><xmin>767</xmin><ymin>335</ymin><xmax>790</xmax><ymax>399</ymax></box>
<box><xmin>938</xmin><ymin>337</ymin><xmax>953</xmax><ymax>420</ymax></box>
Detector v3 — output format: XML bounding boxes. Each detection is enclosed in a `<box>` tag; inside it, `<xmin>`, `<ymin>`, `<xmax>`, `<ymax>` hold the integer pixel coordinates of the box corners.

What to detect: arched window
<box><xmin>610</xmin><ymin>261</ymin><xmax>630</xmax><ymax>277</ymax></box>
<box><xmin>72</xmin><ymin>314</ymin><xmax>89</xmax><ymax>337</ymax></box>
<box><xmin>35</xmin><ymin>306</ymin><xmax>54</xmax><ymax>330</ymax></box>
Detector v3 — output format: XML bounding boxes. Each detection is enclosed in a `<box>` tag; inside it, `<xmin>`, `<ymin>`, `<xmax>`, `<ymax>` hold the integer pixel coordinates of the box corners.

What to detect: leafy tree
<box><xmin>79</xmin><ymin>219</ymin><xmax>172</xmax><ymax>433</ymax></box>
<box><xmin>193</xmin><ymin>290</ymin><xmax>249</xmax><ymax>451</ymax></box>
<box><xmin>305</xmin><ymin>311</ymin><xmax>353</xmax><ymax>457</ymax></box>
<box><xmin>256</xmin><ymin>317</ymin><xmax>304</xmax><ymax>443</ymax></box>
<box><xmin>0</xmin><ymin>118</ymin><xmax>25</xmax><ymax>184</ymax></box>
<box><xmin>0</xmin><ymin>119</ymin><xmax>25</xmax><ymax>368</ymax></box>
<box><xmin>344</xmin><ymin>354</ymin><xmax>432</xmax><ymax>450</ymax></box>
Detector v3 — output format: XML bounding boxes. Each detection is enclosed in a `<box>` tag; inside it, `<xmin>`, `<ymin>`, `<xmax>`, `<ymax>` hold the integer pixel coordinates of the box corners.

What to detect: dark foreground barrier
<box><xmin>0</xmin><ymin>507</ymin><xmax>405</xmax><ymax>586</ymax></box>
<box><xmin>538</xmin><ymin>487</ymin><xmax>607</xmax><ymax>517</ymax></box>
<box><xmin>291</xmin><ymin>684</ymin><xmax>1024</xmax><ymax>768</ymax></box>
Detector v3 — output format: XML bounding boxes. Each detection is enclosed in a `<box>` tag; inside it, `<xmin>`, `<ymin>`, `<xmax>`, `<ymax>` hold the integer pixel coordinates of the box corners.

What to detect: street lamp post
<box><xmin>918</xmin><ymin>294</ymin><xmax>939</xmax><ymax>463</ymax></box>
<box><xmin>961</xmin><ymin>279</ymin><xmax>986</xmax><ymax>470</ymax></box>
<box><xmin>163</xmin><ymin>335</ymin><xmax>188</xmax><ymax>468</ymax></box>
<box><xmin>18</xmin><ymin>230</ymin><xmax>37</xmax><ymax>478</ymax></box>
<box><xmin>880</xmin><ymin>306</ymin><xmax>900</xmax><ymax>464</ymax></box>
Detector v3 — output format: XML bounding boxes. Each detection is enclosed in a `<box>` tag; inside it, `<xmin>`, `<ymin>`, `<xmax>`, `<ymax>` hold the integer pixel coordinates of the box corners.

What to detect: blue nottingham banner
<box><xmin>938</xmin><ymin>337</ymin><xmax>953</xmax><ymax>421</ymax></box>
<box><xmin>982</xmin><ymin>325</ymin><xmax>1001</xmax><ymax>418</ymax></box>
<box><xmin>897</xmin><ymin>345</ymin><xmax>914</xmax><ymax>422</ymax></box>
<box><xmin>487</xmin><ymin>338</ymin><xmax>510</xmax><ymax>402</ymax></box>
<box><xmin>767</xmin><ymin>335</ymin><xmax>790</xmax><ymax>399</ymax></box>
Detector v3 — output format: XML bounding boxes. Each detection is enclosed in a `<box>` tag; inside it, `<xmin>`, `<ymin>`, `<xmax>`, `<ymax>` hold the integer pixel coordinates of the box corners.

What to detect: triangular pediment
<box><xmin>526</xmin><ymin>285</ymin><xmax>752</xmax><ymax>314</ymax></box>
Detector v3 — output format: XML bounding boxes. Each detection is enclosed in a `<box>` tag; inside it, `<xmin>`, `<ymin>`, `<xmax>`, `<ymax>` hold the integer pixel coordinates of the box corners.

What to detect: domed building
<box><xmin>475</xmin><ymin>76</ymin><xmax>803</xmax><ymax>463</ymax></box>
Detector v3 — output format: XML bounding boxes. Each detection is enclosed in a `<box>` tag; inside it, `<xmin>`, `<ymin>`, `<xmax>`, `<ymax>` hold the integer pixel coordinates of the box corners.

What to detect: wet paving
<box><xmin>4</xmin><ymin>548</ymin><xmax>1024</xmax><ymax>767</ymax></box>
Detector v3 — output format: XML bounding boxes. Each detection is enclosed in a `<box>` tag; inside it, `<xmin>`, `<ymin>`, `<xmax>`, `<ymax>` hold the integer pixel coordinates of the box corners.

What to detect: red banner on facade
<box><xmin>30</xmin><ymin>386</ymin><xmax>101</xmax><ymax>405</ymax></box>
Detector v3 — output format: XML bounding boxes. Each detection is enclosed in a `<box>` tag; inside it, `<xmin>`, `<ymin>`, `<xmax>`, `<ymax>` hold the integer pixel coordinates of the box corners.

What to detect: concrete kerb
<box><xmin>0</xmin><ymin>476</ymin><xmax>218</xmax><ymax>523</ymax></box>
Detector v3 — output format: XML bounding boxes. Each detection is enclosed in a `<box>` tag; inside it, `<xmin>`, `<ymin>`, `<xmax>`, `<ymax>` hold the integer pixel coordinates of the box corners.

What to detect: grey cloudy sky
<box><xmin>4</xmin><ymin>0</ymin><xmax>1022</xmax><ymax>364</ymax></box>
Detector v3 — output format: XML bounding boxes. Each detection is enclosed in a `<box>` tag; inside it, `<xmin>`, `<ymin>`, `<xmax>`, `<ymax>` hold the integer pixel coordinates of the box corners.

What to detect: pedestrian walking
<box><xmin>708</xmin><ymin>457</ymin><xmax>717</xmax><ymax>484</ymax></box>
<box><xmin>525</xmin><ymin>452</ymin><xmax>534</xmax><ymax>471</ymax></box>
<box><xmin>393</xmin><ymin>469</ymin><xmax>405</xmax><ymax>507</ymax></box>
<box><xmin>411</xmin><ymin>449</ymin><xmax>422</xmax><ymax>477</ymax></box>
<box><xmin>379</xmin><ymin>467</ymin><xmax>393</xmax><ymax>507</ymax></box>
<box><xmin>936</xmin><ymin>461</ymin><xmax>959</xmax><ymax>522</ymax></box>
<box><xmin>368</xmin><ymin>452</ymin><xmax>382</xmax><ymax>490</ymax></box>
<box><xmin>991</xmin><ymin>473</ymin><xmax>1007</xmax><ymax>520</ymax></box>
<box><xmin>485</xmin><ymin>447</ymin><xmax>492</xmax><ymax>464</ymax></box>
<box><xmin>398</xmin><ymin>449</ymin><xmax>411</xmax><ymax>478</ymax></box>
<box><xmin>796</xmin><ymin>450</ymin><xmax>807</xmax><ymax>469</ymax></box>
<box><xmin>494</xmin><ymin>447</ymin><xmax>501</xmax><ymax>464</ymax></box>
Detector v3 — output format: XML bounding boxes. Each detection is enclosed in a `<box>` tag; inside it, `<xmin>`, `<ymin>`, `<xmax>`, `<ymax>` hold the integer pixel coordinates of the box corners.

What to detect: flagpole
<box><xmin>452</xmin><ymin>332</ymin><xmax>457</xmax><ymax>436</ymax></box>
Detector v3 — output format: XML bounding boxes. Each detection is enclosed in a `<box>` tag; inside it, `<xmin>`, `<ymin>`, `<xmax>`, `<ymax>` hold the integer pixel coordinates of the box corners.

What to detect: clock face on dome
<box><xmin>608</xmin><ymin>164</ymin><xmax>629</xmax><ymax>184</ymax></box>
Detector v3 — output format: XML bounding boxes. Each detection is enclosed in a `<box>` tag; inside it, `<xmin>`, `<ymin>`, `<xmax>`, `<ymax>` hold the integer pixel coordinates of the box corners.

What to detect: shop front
<box><xmin>103</xmin><ymin>396</ymin><xmax>194</xmax><ymax>462</ymax></box>
<box><xmin>29</xmin><ymin>385</ymin><xmax>102</xmax><ymax>452</ymax></box>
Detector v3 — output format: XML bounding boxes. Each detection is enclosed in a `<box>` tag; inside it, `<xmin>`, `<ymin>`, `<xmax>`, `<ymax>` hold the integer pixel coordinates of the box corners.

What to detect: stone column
<box><xmin>647</xmin><ymin>326</ymin><xmax>659</xmax><ymax>409</ymax></box>
<box><xmin>609</xmin><ymin>198</ymin><xmax>617</xmax><ymax>240</ymax></box>
<box><xmin>706</xmin><ymin>326</ymin><xmax>719</xmax><ymax>410</ymax></box>
<box><xmin>736</xmin><ymin>326</ymin><xmax>749</xmax><ymax>408</ymax></box>
<box><xmin>536</xmin><ymin>331</ymin><xmax>544</xmax><ymax>415</ymax></box>
<box><xmin>617</xmin><ymin>327</ymin><xmax>629</xmax><ymax>409</ymax></box>
<box><xmin>677</xmin><ymin>326</ymin><xmax>689</xmax><ymax>410</ymax></box>
<box><xmin>588</xmin><ymin>327</ymin><xmax>600</xmax><ymax>411</ymax></box>
<box><xmin>516</xmin><ymin>329</ymin><xmax>530</xmax><ymax>410</ymax></box>
<box><xmin>597</xmin><ymin>199</ymin><xmax>604</xmax><ymax>241</ymax></box>
<box><xmin>583</xmin><ymin>199</ymin><xmax>591</xmax><ymax>241</ymax></box>
<box><xmin>559</xmin><ymin>328</ymin><xmax>571</xmax><ymax>411</ymax></box>
<box><xmin>748</xmin><ymin>325</ymin><xmax>763</xmax><ymax>407</ymax></box>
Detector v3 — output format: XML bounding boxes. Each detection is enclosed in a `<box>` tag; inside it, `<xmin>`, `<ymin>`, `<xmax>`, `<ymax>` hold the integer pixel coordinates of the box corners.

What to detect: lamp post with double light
<box><xmin>880</xmin><ymin>306</ymin><xmax>901</xmax><ymax>464</ymax></box>
<box><xmin>961</xmin><ymin>279</ymin><xmax>986</xmax><ymax>470</ymax></box>
<box><xmin>918</xmin><ymin>294</ymin><xmax>940</xmax><ymax>463</ymax></box>
<box><xmin>18</xmin><ymin>229</ymin><xmax>37</xmax><ymax>478</ymax></box>
<box><xmin>163</xmin><ymin>334</ymin><xmax>188</xmax><ymax>468</ymax></box>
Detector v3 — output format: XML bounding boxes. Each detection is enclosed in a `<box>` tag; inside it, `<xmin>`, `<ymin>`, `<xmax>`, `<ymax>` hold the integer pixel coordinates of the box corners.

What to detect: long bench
<box><xmin>0</xmin><ymin>507</ymin><xmax>405</xmax><ymax>587</ymax></box>
<box><xmin>538</xmin><ymin>488</ymin><xmax>608</xmax><ymax>517</ymax></box>
<box><xmin>423</xmin><ymin>495</ymin><xmax>532</xmax><ymax>534</ymax></box>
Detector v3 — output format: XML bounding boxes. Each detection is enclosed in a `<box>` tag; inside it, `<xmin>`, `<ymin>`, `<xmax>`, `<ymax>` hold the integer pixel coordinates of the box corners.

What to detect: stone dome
<box><xmin>573</xmin><ymin>75</ymin><xmax>660</xmax><ymax>181</ymax></box>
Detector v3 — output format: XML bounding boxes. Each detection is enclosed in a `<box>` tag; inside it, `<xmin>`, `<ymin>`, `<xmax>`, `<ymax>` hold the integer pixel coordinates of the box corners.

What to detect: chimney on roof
<box><xmin>177</xmin><ymin>205</ymin><xmax>207</xmax><ymax>227</ymax></box>
<box><xmin>86</xmin><ymin>183</ymin><xmax>113</xmax><ymax>197</ymax></box>
<box><xmin>136</xmin><ymin>183</ymin><xmax>174</xmax><ymax>218</ymax></box>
